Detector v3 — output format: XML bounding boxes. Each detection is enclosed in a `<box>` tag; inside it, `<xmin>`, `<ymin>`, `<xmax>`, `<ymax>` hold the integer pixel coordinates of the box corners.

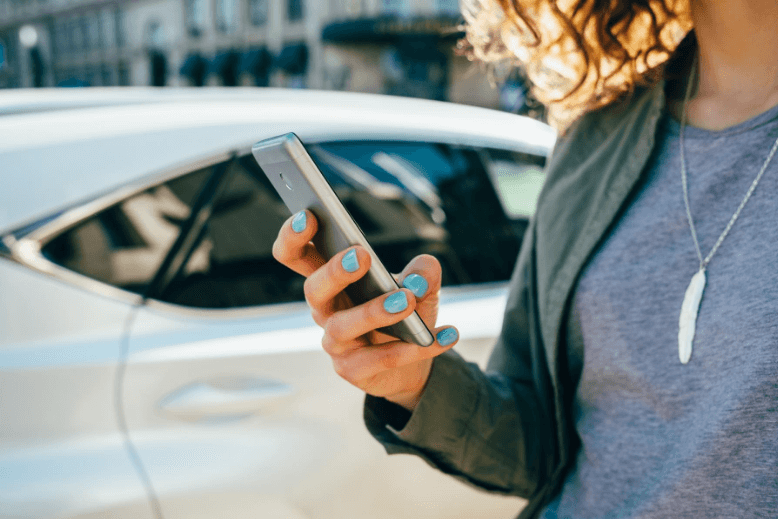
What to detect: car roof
<box><xmin>0</xmin><ymin>87</ymin><xmax>556</xmax><ymax>235</ymax></box>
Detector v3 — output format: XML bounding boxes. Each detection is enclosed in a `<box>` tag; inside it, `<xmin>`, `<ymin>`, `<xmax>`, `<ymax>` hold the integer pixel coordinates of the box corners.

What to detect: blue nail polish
<box><xmin>436</xmin><ymin>328</ymin><xmax>458</xmax><ymax>346</ymax></box>
<box><xmin>383</xmin><ymin>292</ymin><xmax>408</xmax><ymax>314</ymax></box>
<box><xmin>341</xmin><ymin>249</ymin><xmax>359</xmax><ymax>273</ymax></box>
<box><xmin>402</xmin><ymin>274</ymin><xmax>429</xmax><ymax>298</ymax></box>
<box><xmin>292</xmin><ymin>211</ymin><xmax>307</xmax><ymax>233</ymax></box>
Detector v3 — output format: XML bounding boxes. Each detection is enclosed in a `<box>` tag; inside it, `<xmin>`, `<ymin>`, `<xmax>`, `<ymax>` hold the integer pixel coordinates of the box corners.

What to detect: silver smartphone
<box><xmin>252</xmin><ymin>133</ymin><xmax>434</xmax><ymax>347</ymax></box>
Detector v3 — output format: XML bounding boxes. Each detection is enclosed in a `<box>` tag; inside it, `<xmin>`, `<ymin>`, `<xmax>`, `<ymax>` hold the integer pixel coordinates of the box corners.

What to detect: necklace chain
<box><xmin>680</xmin><ymin>57</ymin><xmax>778</xmax><ymax>271</ymax></box>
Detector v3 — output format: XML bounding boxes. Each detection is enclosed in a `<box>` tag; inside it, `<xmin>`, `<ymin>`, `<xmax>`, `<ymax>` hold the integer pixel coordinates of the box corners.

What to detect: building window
<box><xmin>288</xmin><ymin>0</ymin><xmax>303</xmax><ymax>22</ymax></box>
<box><xmin>216</xmin><ymin>0</ymin><xmax>237</xmax><ymax>33</ymax></box>
<box><xmin>80</xmin><ymin>16</ymin><xmax>93</xmax><ymax>50</ymax></box>
<box><xmin>149</xmin><ymin>50</ymin><xmax>167</xmax><ymax>86</ymax></box>
<box><xmin>100</xmin><ymin>64</ymin><xmax>113</xmax><ymax>86</ymax></box>
<box><xmin>146</xmin><ymin>20</ymin><xmax>165</xmax><ymax>49</ymax></box>
<box><xmin>72</xmin><ymin>16</ymin><xmax>85</xmax><ymax>50</ymax></box>
<box><xmin>1</xmin><ymin>32</ymin><xmax>15</xmax><ymax>75</ymax></box>
<box><xmin>53</xmin><ymin>21</ymin><xmax>67</xmax><ymax>55</ymax></box>
<box><xmin>118</xmin><ymin>61</ymin><xmax>130</xmax><ymax>85</ymax></box>
<box><xmin>249</xmin><ymin>0</ymin><xmax>269</xmax><ymax>26</ymax></box>
<box><xmin>115</xmin><ymin>8</ymin><xmax>125</xmax><ymax>47</ymax></box>
<box><xmin>101</xmin><ymin>8</ymin><xmax>116</xmax><ymax>49</ymax></box>
<box><xmin>185</xmin><ymin>0</ymin><xmax>206</xmax><ymax>37</ymax></box>
<box><xmin>85</xmin><ymin>66</ymin><xmax>99</xmax><ymax>87</ymax></box>
<box><xmin>87</xmin><ymin>12</ymin><xmax>102</xmax><ymax>50</ymax></box>
<box><xmin>381</xmin><ymin>0</ymin><xmax>410</xmax><ymax>16</ymax></box>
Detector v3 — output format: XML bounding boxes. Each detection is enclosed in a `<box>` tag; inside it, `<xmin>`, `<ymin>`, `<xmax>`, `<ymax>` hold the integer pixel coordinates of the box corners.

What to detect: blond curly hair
<box><xmin>459</xmin><ymin>0</ymin><xmax>693</xmax><ymax>130</ymax></box>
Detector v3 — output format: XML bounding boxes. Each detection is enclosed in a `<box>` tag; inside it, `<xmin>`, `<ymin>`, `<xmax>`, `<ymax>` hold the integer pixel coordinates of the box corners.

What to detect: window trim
<box><xmin>5</xmin><ymin>148</ymin><xmax>237</xmax><ymax>310</ymax></box>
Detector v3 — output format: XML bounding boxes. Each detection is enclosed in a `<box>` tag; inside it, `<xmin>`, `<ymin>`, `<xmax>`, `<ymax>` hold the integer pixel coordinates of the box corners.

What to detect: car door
<box><xmin>62</xmin><ymin>139</ymin><xmax>545</xmax><ymax>519</ymax></box>
<box><xmin>0</xmin><ymin>259</ymin><xmax>157</xmax><ymax>519</ymax></box>
<box><xmin>0</xmin><ymin>204</ymin><xmax>173</xmax><ymax>518</ymax></box>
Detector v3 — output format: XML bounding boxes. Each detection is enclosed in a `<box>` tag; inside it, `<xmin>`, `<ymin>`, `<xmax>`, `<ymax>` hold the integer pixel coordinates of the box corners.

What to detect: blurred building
<box><xmin>0</xmin><ymin>0</ymin><xmax>506</xmax><ymax>108</ymax></box>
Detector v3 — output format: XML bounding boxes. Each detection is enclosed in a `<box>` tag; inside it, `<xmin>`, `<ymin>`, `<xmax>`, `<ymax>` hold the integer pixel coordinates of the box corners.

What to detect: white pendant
<box><xmin>678</xmin><ymin>268</ymin><xmax>706</xmax><ymax>364</ymax></box>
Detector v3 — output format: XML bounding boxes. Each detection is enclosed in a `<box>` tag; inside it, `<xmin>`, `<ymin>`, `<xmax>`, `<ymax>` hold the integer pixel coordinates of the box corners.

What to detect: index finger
<box><xmin>272</xmin><ymin>210</ymin><xmax>326</xmax><ymax>277</ymax></box>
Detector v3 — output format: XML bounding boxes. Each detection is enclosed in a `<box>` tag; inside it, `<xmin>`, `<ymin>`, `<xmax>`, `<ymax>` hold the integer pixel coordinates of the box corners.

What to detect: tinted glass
<box><xmin>43</xmin><ymin>142</ymin><xmax>543</xmax><ymax>310</ymax></box>
<box><xmin>313</xmin><ymin>142</ymin><xmax>534</xmax><ymax>285</ymax></box>
<box><xmin>483</xmin><ymin>149</ymin><xmax>546</xmax><ymax>219</ymax></box>
<box><xmin>158</xmin><ymin>157</ymin><xmax>295</xmax><ymax>309</ymax></box>
<box><xmin>42</xmin><ymin>167</ymin><xmax>211</xmax><ymax>295</ymax></box>
<box><xmin>159</xmin><ymin>142</ymin><xmax>541</xmax><ymax>309</ymax></box>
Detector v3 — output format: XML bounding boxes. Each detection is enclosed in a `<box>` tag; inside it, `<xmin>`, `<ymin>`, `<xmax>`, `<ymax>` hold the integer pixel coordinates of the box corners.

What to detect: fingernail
<box><xmin>402</xmin><ymin>274</ymin><xmax>429</xmax><ymax>298</ymax></box>
<box><xmin>341</xmin><ymin>249</ymin><xmax>359</xmax><ymax>273</ymax></box>
<box><xmin>383</xmin><ymin>292</ymin><xmax>408</xmax><ymax>314</ymax></box>
<box><xmin>436</xmin><ymin>328</ymin><xmax>458</xmax><ymax>346</ymax></box>
<box><xmin>292</xmin><ymin>211</ymin><xmax>307</xmax><ymax>233</ymax></box>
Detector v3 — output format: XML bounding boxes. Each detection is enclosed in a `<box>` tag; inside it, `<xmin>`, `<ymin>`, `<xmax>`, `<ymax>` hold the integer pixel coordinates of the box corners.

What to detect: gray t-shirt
<box><xmin>542</xmin><ymin>103</ymin><xmax>778</xmax><ymax>518</ymax></box>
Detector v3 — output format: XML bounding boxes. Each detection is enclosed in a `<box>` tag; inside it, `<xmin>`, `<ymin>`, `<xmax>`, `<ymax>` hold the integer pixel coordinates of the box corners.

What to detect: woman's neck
<box><xmin>674</xmin><ymin>0</ymin><xmax>778</xmax><ymax>130</ymax></box>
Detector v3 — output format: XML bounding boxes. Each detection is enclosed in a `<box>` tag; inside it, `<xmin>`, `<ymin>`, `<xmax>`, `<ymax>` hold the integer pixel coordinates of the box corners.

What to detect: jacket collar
<box><xmin>537</xmin><ymin>80</ymin><xmax>667</xmax><ymax>390</ymax></box>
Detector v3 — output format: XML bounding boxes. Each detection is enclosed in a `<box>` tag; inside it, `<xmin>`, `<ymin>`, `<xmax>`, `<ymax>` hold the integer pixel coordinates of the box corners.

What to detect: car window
<box><xmin>315</xmin><ymin>141</ymin><xmax>537</xmax><ymax>283</ymax></box>
<box><xmin>160</xmin><ymin>141</ymin><xmax>541</xmax><ymax>309</ymax></box>
<box><xmin>159</xmin><ymin>151</ymin><xmax>447</xmax><ymax>309</ymax></box>
<box><xmin>40</xmin><ymin>141</ymin><xmax>545</xmax><ymax>310</ymax></box>
<box><xmin>482</xmin><ymin>149</ymin><xmax>546</xmax><ymax>219</ymax></box>
<box><xmin>158</xmin><ymin>156</ymin><xmax>296</xmax><ymax>308</ymax></box>
<box><xmin>42</xmin><ymin>167</ymin><xmax>212</xmax><ymax>295</ymax></box>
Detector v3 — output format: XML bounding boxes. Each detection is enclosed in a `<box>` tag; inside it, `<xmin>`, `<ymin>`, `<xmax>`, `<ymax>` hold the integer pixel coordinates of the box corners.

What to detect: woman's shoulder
<box><xmin>536</xmin><ymin>81</ymin><xmax>664</xmax><ymax>215</ymax></box>
<box><xmin>548</xmin><ymin>81</ymin><xmax>664</xmax><ymax>166</ymax></box>
<box><xmin>570</xmin><ymin>82</ymin><xmax>663</xmax><ymax>139</ymax></box>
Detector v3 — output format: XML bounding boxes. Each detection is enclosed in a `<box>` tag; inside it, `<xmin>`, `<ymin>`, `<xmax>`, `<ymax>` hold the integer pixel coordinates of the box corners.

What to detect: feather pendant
<box><xmin>678</xmin><ymin>269</ymin><xmax>706</xmax><ymax>364</ymax></box>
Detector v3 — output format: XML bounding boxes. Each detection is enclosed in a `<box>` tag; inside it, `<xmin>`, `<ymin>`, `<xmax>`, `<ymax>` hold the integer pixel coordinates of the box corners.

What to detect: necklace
<box><xmin>678</xmin><ymin>56</ymin><xmax>778</xmax><ymax>364</ymax></box>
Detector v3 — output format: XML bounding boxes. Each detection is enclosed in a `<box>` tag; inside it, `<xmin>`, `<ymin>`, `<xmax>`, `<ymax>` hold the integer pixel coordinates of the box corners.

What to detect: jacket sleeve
<box><xmin>363</xmin><ymin>218</ymin><xmax>557</xmax><ymax>499</ymax></box>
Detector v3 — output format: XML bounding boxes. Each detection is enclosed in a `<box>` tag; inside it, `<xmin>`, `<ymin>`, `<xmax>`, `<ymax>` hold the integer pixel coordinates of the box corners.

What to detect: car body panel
<box><xmin>0</xmin><ymin>89</ymin><xmax>549</xmax><ymax>518</ymax></box>
<box><xmin>122</xmin><ymin>285</ymin><xmax>515</xmax><ymax>519</ymax></box>
<box><xmin>0</xmin><ymin>88</ymin><xmax>555</xmax><ymax>235</ymax></box>
<box><xmin>0</xmin><ymin>260</ymin><xmax>150</xmax><ymax>518</ymax></box>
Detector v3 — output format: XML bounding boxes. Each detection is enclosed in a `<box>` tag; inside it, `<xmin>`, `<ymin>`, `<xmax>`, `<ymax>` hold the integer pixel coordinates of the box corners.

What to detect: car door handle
<box><xmin>157</xmin><ymin>377</ymin><xmax>294</xmax><ymax>421</ymax></box>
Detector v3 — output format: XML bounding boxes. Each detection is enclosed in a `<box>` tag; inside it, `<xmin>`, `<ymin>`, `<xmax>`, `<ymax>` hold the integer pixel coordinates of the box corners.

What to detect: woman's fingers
<box><xmin>331</xmin><ymin>325</ymin><xmax>460</xmax><ymax>384</ymax></box>
<box><xmin>317</xmin><ymin>254</ymin><xmax>444</xmax><ymax>354</ymax></box>
<box><xmin>304</xmin><ymin>246</ymin><xmax>372</xmax><ymax>315</ymax></box>
<box><xmin>397</xmin><ymin>254</ymin><xmax>442</xmax><ymax>327</ymax></box>
<box><xmin>398</xmin><ymin>254</ymin><xmax>441</xmax><ymax>299</ymax></box>
<box><xmin>272</xmin><ymin>210</ymin><xmax>326</xmax><ymax>277</ymax></box>
<box><xmin>273</xmin><ymin>211</ymin><xmax>454</xmax><ymax>408</ymax></box>
<box><xmin>321</xmin><ymin>288</ymin><xmax>417</xmax><ymax>354</ymax></box>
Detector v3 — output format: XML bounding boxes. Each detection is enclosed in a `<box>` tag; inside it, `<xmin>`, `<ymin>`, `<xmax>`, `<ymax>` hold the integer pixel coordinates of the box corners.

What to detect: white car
<box><xmin>0</xmin><ymin>88</ymin><xmax>555</xmax><ymax>519</ymax></box>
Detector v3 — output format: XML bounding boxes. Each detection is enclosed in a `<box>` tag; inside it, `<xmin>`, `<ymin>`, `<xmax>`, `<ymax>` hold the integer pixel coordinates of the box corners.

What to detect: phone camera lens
<box><xmin>280</xmin><ymin>173</ymin><xmax>292</xmax><ymax>190</ymax></box>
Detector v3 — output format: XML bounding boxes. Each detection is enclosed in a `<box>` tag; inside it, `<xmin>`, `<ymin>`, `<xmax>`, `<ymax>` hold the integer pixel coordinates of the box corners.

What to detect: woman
<box><xmin>273</xmin><ymin>0</ymin><xmax>778</xmax><ymax>516</ymax></box>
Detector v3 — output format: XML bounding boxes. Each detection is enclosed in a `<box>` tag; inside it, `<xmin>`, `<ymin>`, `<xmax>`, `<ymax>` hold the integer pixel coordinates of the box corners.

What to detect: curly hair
<box><xmin>459</xmin><ymin>0</ymin><xmax>693</xmax><ymax>130</ymax></box>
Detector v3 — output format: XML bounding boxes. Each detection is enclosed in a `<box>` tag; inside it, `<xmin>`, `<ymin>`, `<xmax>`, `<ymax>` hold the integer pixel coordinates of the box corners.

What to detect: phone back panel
<box><xmin>252</xmin><ymin>133</ymin><xmax>433</xmax><ymax>346</ymax></box>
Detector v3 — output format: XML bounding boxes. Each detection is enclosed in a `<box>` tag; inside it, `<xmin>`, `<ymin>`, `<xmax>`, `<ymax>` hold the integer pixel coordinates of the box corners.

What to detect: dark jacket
<box><xmin>365</xmin><ymin>81</ymin><xmax>668</xmax><ymax>518</ymax></box>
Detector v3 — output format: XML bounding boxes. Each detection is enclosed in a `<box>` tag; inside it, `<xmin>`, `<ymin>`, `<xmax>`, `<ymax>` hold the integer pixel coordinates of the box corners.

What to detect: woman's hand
<box><xmin>272</xmin><ymin>210</ymin><xmax>460</xmax><ymax>411</ymax></box>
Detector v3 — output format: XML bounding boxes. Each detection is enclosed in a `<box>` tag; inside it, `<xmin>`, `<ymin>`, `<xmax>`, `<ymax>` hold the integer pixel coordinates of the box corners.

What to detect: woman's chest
<box><xmin>571</xmin><ymin>116</ymin><xmax>778</xmax><ymax>407</ymax></box>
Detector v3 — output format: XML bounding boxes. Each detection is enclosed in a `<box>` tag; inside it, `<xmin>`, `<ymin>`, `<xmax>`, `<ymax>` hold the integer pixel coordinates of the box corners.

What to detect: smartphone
<box><xmin>252</xmin><ymin>133</ymin><xmax>434</xmax><ymax>347</ymax></box>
